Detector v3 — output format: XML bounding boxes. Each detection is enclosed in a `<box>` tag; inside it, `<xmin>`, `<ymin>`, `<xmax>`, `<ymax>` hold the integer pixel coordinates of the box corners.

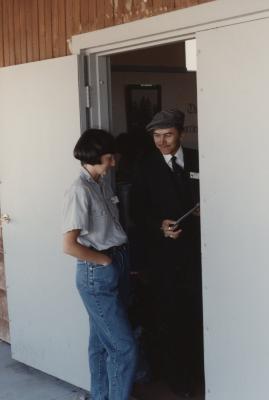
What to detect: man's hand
<box><xmin>161</xmin><ymin>219</ymin><xmax>182</xmax><ymax>240</ymax></box>
<box><xmin>193</xmin><ymin>206</ymin><xmax>200</xmax><ymax>217</ymax></box>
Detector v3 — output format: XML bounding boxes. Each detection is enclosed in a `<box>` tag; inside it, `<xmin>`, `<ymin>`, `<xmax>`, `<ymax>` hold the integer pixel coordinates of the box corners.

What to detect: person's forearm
<box><xmin>63</xmin><ymin>241</ymin><xmax>111</xmax><ymax>265</ymax></box>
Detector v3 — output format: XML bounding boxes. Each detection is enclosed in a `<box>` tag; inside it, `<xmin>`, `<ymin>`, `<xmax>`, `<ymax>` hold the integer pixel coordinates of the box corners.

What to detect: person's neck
<box><xmin>83</xmin><ymin>165</ymin><xmax>100</xmax><ymax>182</ymax></box>
<box><xmin>171</xmin><ymin>145</ymin><xmax>181</xmax><ymax>156</ymax></box>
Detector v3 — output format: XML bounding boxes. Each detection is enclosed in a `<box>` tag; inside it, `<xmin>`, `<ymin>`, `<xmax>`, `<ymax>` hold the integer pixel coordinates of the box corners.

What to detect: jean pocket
<box><xmin>91</xmin><ymin>262</ymin><xmax>118</xmax><ymax>292</ymax></box>
<box><xmin>86</xmin><ymin>260</ymin><xmax>113</xmax><ymax>269</ymax></box>
<box><xmin>76</xmin><ymin>261</ymin><xmax>89</xmax><ymax>289</ymax></box>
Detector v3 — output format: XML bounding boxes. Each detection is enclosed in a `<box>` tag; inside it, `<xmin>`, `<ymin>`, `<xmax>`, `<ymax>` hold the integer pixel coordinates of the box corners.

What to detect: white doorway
<box><xmin>109</xmin><ymin>41</ymin><xmax>204</xmax><ymax>399</ymax></box>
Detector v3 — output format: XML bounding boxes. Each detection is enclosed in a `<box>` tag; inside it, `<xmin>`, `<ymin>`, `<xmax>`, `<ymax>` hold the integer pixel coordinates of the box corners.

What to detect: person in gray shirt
<box><xmin>63</xmin><ymin>129</ymin><xmax>137</xmax><ymax>400</ymax></box>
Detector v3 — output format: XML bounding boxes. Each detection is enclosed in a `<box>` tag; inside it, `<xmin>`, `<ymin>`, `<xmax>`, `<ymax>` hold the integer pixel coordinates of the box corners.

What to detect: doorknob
<box><xmin>0</xmin><ymin>214</ymin><xmax>11</xmax><ymax>226</ymax></box>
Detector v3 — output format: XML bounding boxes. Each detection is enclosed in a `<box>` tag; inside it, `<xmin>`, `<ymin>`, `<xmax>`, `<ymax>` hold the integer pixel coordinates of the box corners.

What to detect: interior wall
<box><xmin>111</xmin><ymin>42</ymin><xmax>186</xmax><ymax>67</ymax></box>
<box><xmin>111</xmin><ymin>71</ymin><xmax>198</xmax><ymax>149</ymax></box>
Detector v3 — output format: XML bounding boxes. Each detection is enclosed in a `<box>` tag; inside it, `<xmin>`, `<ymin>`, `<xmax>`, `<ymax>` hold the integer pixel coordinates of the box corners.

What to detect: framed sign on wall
<box><xmin>125</xmin><ymin>84</ymin><xmax>162</xmax><ymax>134</ymax></box>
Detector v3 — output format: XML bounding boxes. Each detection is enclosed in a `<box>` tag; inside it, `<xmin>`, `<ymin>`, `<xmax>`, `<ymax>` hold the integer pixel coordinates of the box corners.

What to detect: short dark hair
<box><xmin>73</xmin><ymin>129</ymin><xmax>115</xmax><ymax>165</ymax></box>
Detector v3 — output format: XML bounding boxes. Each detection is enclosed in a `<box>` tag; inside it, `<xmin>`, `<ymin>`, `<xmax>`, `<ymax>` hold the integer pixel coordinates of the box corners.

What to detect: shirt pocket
<box><xmin>105</xmin><ymin>198</ymin><xmax>119</xmax><ymax>220</ymax></box>
<box><xmin>91</xmin><ymin>207</ymin><xmax>107</xmax><ymax>217</ymax></box>
<box><xmin>90</xmin><ymin>207</ymin><xmax>109</xmax><ymax>231</ymax></box>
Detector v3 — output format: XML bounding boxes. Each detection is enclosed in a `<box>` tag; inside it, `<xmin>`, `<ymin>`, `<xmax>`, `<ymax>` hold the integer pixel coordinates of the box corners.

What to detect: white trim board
<box><xmin>71</xmin><ymin>0</ymin><xmax>269</xmax><ymax>56</ymax></box>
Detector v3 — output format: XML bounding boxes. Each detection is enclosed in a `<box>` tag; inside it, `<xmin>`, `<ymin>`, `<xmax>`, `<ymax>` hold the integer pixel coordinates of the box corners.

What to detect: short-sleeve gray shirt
<box><xmin>62</xmin><ymin>168</ymin><xmax>127</xmax><ymax>250</ymax></box>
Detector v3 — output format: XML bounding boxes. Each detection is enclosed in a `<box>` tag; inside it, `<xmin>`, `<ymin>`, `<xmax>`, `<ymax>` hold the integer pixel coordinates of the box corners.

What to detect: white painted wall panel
<box><xmin>0</xmin><ymin>56</ymin><xmax>90</xmax><ymax>390</ymax></box>
<box><xmin>197</xmin><ymin>18</ymin><xmax>269</xmax><ymax>400</ymax></box>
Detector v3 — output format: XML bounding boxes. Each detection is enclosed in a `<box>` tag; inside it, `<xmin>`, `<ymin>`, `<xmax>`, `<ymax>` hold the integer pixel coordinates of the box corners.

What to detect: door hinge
<box><xmin>85</xmin><ymin>85</ymin><xmax>91</xmax><ymax>109</ymax></box>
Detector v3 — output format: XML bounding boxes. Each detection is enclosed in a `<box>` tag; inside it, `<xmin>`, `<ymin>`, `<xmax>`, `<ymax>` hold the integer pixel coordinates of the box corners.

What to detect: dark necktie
<box><xmin>171</xmin><ymin>156</ymin><xmax>191</xmax><ymax>212</ymax></box>
<box><xmin>171</xmin><ymin>155</ymin><xmax>184</xmax><ymax>176</ymax></box>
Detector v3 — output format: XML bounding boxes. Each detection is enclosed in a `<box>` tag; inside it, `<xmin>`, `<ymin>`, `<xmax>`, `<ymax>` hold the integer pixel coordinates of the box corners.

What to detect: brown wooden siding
<box><xmin>0</xmin><ymin>0</ymin><xmax>214</xmax><ymax>68</ymax></box>
<box><xmin>0</xmin><ymin>226</ymin><xmax>10</xmax><ymax>343</ymax></box>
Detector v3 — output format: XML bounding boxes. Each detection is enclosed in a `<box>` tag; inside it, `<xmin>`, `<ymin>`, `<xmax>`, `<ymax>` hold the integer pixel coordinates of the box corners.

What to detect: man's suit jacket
<box><xmin>131</xmin><ymin>147</ymin><xmax>200</xmax><ymax>271</ymax></box>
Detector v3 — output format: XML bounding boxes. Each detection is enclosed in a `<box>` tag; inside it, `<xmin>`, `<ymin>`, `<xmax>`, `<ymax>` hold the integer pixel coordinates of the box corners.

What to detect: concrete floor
<box><xmin>0</xmin><ymin>340</ymin><xmax>202</xmax><ymax>400</ymax></box>
<box><xmin>0</xmin><ymin>340</ymin><xmax>89</xmax><ymax>400</ymax></box>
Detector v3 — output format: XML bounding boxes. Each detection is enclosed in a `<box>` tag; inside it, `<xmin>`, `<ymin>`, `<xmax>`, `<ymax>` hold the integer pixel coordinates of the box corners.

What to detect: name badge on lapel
<box><xmin>190</xmin><ymin>172</ymin><xmax>199</xmax><ymax>180</ymax></box>
<box><xmin>111</xmin><ymin>196</ymin><xmax>120</xmax><ymax>204</ymax></box>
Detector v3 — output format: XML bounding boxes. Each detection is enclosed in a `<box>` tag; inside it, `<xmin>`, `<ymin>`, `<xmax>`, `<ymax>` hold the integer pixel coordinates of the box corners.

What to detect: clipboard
<box><xmin>170</xmin><ymin>202</ymin><xmax>200</xmax><ymax>231</ymax></box>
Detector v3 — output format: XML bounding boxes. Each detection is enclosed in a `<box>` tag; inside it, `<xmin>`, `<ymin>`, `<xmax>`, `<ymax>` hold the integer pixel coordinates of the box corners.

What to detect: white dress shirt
<box><xmin>163</xmin><ymin>146</ymin><xmax>184</xmax><ymax>170</ymax></box>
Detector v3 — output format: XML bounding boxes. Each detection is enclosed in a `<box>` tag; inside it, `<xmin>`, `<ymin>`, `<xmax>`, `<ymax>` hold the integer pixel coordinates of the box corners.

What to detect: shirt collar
<box><xmin>163</xmin><ymin>146</ymin><xmax>184</xmax><ymax>168</ymax></box>
<box><xmin>80</xmin><ymin>167</ymin><xmax>103</xmax><ymax>184</ymax></box>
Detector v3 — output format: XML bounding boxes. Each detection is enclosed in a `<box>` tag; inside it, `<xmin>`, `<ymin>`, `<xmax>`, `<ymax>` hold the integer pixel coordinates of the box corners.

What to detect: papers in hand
<box><xmin>170</xmin><ymin>202</ymin><xmax>200</xmax><ymax>231</ymax></box>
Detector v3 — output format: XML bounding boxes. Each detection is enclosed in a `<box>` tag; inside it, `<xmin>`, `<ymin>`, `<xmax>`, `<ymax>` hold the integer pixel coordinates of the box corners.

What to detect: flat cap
<box><xmin>146</xmin><ymin>109</ymin><xmax>185</xmax><ymax>132</ymax></box>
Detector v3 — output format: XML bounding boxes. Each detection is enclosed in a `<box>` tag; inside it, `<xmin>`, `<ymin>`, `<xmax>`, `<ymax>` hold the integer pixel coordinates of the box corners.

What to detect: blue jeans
<box><xmin>76</xmin><ymin>245</ymin><xmax>137</xmax><ymax>400</ymax></box>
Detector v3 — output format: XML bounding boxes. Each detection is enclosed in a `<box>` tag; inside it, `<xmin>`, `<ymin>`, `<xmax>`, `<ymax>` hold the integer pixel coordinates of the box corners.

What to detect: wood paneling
<box><xmin>96</xmin><ymin>0</ymin><xmax>105</xmax><ymax>30</ymax></box>
<box><xmin>104</xmin><ymin>0</ymin><xmax>114</xmax><ymax>27</ymax></box>
<box><xmin>58</xmin><ymin>0</ymin><xmax>67</xmax><ymax>56</ymax></box>
<box><xmin>0</xmin><ymin>1</ymin><xmax>4</xmax><ymax>67</ymax></box>
<box><xmin>88</xmin><ymin>0</ymin><xmax>97</xmax><ymax>32</ymax></box>
<box><xmin>0</xmin><ymin>226</ymin><xmax>10</xmax><ymax>343</ymax></box>
<box><xmin>19</xmin><ymin>0</ymin><xmax>27</xmax><ymax>63</ymax></box>
<box><xmin>38</xmin><ymin>0</ymin><xmax>46</xmax><ymax>59</ymax></box>
<box><xmin>80</xmin><ymin>0</ymin><xmax>89</xmax><ymax>33</ymax></box>
<box><xmin>0</xmin><ymin>0</ymin><xmax>214</xmax><ymax>65</ymax></box>
<box><xmin>44</xmin><ymin>0</ymin><xmax>53</xmax><ymax>59</ymax></box>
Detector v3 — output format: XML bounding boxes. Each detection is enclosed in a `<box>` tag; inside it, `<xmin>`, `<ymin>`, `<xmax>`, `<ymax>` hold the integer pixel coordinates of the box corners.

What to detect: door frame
<box><xmin>70</xmin><ymin>0</ymin><xmax>269</xmax><ymax>129</ymax></box>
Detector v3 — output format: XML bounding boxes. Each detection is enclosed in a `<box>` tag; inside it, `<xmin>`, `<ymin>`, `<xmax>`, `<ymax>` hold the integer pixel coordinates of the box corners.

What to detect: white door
<box><xmin>197</xmin><ymin>18</ymin><xmax>269</xmax><ymax>400</ymax></box>
<box><xmin>0</xmin><ymin>55</ymin><xmax>90</xmax><ymax>389</ymax></box>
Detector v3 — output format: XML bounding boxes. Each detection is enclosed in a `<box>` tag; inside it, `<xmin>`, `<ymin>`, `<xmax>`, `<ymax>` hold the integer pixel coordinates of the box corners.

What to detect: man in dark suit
<box><xmin>131</xmin><ymin>109</ymin><xmax>203</xmax><ymax>397</ymax></box>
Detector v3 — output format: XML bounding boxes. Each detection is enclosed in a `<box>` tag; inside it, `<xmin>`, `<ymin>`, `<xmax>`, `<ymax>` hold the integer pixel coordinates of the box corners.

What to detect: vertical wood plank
<box><xmin>152</xmin><ymin>0</ymin><xmax>163</xmax><ymax>15</ymax></box>
<box><xmin>163</xmin><ymin>0</ymin><xmax>175</xmax><ymax>12</ymax></box>
<box><xmin>13</xmin><ymin>0</ymin><xmax>21</xmax><ymax>64</ymax></box>
<box><xmin>38</xmin><ymin>0</ymin><xmax>46</xmax><ymax>60</ymax></box>
<box><xmin>0</xmin><ymin>230</ymin><xmax>6</xmax><ymax>290</ymax></box>
<box><xmin>104</xmin><ymin>0</ymin><xmax>114</xmax><ymax>27</ymax></box>
<box><xmin>0</xmin><ymin>318</ymin><xmax>10</xmax><ymax>342</ymax></box>
<box><xmin>0</xmin><ymin>290</ymin><xmax>8</xmax><ymax>320</ymax></box>
<box><xmin>72</xmin><ymin>0</ymin><xmax>81</xmax><ymax>35</ymax></box>
<box><xmin>89</xmin><ymin>0</ymin><xmax>97</xmax><ymax>31</ymax></box>
<box><xmin>7</xmin><ymin>0</ymin><xmax>15</xmax><ymax>65</ymax></box>
<box><xmin>96</xmin><ymin>0</ymin><xmax>105</xmax><ymax>30</ymax></box>
<box><xmin>0</xmin><ymin>224</ymin><xmax>10</xmax><ymax>343</ymax></box>
<box><xmin>175</xmin><ymin>0</ymin><xmax>199</xmax><ymax>9</ymax></box>
<box><xmin>26</xmin><ymin>0</ymin><xmax>33</xmax><ymax>62</ymax></box>
<box><xmin>140</xmin><ymin>0</ymin><xmax>153</xmax><ymax>18</ymax></box>
<box><xmin>31</xmin><ymin>0</ymin><xmax>40</xmax><ymax>61</ymax></box>
<box><xmin>52</xmin><ymin>0</ymin><xmax>60</xmax><ymax>57</ymax></box>
<box><xmin>2</xmin><ymin>0</ymin><xmax>10</xmax><ymax>65</ymax></box>
<box><xmin>65</xmin><ymin>0</ymin><xmax>73</xmax><ymax>54</ymax></box>
<box><xmin>19</xmin><ymin>0</ymin><xmax>27</xmax><ymax>63</ymax></box>
<box><xmin>80</xmin><ymin>0</ymin><xmax>89</xmax><ymax>33</ymax></box>
<box><xmin>114</xmin><ymin>0</ymin><xmax>124</xmax><ymax>25</ymax></box>
<box><xmin>122</xmin><ymin>0</ymin><xmax>133</xmax><ymax>23</ymax></box>
<box><xmin>58</xmin><ymin>0</ymin><xmax>66</xmax><ymax>56</ymax></box>
<box><xmin>130</xmin><ymin>0</ymin><xmax>142</xmax><ymax>21</ymax></box>
<box><xmin>0</xmin><ymin>0</ymin><xmax>5</xmax><ymax>67</ymax></box>
<box><xmin>44</xmin><ymin>0</ymin><xmax>53</xmax><ymax>59</ymax></box>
